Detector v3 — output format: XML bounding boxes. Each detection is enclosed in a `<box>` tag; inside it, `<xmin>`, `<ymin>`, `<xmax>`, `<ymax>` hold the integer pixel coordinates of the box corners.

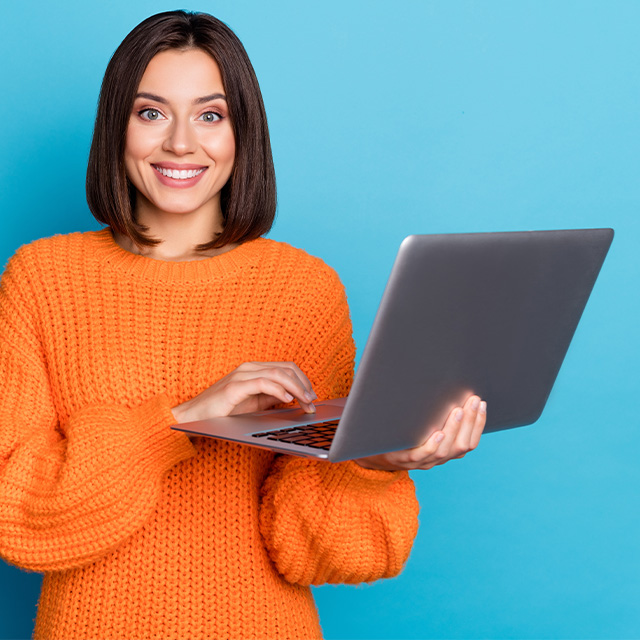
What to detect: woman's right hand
<box><xmin>171</xmin><ymin>362</ymin><xmax>317</xmax><ymax>424</ymax></box>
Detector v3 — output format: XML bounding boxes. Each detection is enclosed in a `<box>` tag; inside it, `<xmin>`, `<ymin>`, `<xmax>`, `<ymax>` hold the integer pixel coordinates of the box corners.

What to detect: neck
<box><xmin>114</xmin><ymin>199</ymin><xmax>235</xmax><ymax>262</ymax></box>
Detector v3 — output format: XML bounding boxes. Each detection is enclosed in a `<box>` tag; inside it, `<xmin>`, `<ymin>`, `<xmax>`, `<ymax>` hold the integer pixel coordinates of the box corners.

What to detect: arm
<box><xmin>0</xmin><ymin>253</ymin><xmax>195</xmax><ymax>572</ymax></box>
<box><xmin>259</xmin><ymin>457</ymin><xmax>419</xmax><ymax>586</ymax></box>
<box><xmin>258</xmin><ymin>266</ymin><xmax>420</xmax><ymax>586</ymax></box>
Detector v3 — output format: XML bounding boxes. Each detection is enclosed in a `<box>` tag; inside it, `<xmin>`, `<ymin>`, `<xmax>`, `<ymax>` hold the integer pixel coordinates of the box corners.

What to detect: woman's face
<box><xmin>124</xmin><ymin>48</ymin><xmax>236</xmax><ymax>223</ymax></box>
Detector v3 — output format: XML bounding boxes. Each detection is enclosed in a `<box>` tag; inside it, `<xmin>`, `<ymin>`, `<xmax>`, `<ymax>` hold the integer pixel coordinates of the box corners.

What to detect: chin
<box><xmin>149</xmin><ymin>200</ymin><xmax>210</xmax><ymax>216</ymax></box>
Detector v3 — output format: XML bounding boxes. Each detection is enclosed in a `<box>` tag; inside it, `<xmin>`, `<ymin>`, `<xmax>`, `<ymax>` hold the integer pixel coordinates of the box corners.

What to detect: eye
<box><xmin>199</xmin><ymin>111</ymin><xmax>222</xmax><ymax>123</ymax></box>
<box><xmin>138</xmin><ymin>108</ymin><xmax>164</xmax><ymax>121</ymax></box>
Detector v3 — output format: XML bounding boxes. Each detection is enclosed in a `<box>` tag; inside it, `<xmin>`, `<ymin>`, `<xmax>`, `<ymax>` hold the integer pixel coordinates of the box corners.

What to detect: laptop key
<box><xmin>306</xmin><ymin>442</ymin><xmax>332</xmax><ymax>450</ymax></box>
<box><xmin>250</xmin><ymin>422</ymin><xmax>337</xmax><ymax>449</ymax></box>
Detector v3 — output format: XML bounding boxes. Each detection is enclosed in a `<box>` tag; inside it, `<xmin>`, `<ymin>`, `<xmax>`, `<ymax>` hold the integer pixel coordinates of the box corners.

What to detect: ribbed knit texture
<box><xmin>0</xmin><ymin>229</ymin><xmax>419</xmax><ymax>640</ymax></box>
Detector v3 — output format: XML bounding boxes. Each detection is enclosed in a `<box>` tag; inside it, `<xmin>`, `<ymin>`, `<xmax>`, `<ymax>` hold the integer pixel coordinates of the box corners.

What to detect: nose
<box><xmin>162</xmin><ymin>117</ymin><xmax>197</xmax><ymax>156</ymax></box>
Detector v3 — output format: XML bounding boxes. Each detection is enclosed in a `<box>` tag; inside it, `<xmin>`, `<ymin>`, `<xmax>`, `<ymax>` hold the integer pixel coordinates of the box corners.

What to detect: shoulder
<box><xmin>250</xmin><ymin>240</ymin><xmax>354</xmax><ymax>360</ymax></box>
<box><xmin>250</xmin><ymin>238</ymin><xmax>344</xmax><ymax>293</ymax></box>
<box><xmin>1</xmin><ymin>232</ymin><xmax>95</xmax><ymax>336</ymax></box>
<box><xmin>2</xmin><ymin>231</ymin><xmax>99</xmax><ymax>291</ymax></box>
<box><xmin>5</xmin><ymin>231</ymin><xmax>95</xmax><ymax>269</ymax></box>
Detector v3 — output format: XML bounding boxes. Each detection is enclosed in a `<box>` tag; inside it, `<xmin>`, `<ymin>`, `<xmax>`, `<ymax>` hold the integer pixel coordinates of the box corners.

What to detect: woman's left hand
<box><xmin>355</xmin><ymin>395</ymin><xmax>486</xmax><ymax>471</ymax></box>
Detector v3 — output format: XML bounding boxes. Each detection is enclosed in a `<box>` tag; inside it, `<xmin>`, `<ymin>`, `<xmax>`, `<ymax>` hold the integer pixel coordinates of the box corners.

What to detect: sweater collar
<box><xmin>88</xmin><ymin>227</ymin><xmax>264</xmax><ymax>284</ymax></box>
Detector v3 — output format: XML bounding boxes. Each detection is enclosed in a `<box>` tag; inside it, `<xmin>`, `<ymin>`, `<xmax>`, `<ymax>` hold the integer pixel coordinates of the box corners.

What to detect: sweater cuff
<box><xmin>130</xmin><ymin>394</ymin><xmax>196</xmax><ymax>470</ymax></box>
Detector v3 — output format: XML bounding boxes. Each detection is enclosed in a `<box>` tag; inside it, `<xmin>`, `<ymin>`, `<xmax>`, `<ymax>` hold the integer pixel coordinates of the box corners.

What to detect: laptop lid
<box><xmin>328</xmin><ymin>228</ymin><xmax>613</xmax><ymax>460</ymax></box>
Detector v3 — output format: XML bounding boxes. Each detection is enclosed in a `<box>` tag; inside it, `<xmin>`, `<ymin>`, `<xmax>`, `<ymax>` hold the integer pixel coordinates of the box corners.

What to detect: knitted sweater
<box><xmin>0</xmin><ymin>229</ymin><xmax>419</xmax><ymax>640</ymax></box>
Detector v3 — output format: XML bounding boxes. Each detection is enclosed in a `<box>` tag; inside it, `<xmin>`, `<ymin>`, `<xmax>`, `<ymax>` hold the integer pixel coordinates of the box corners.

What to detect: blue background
<box><xmin>1</xmin><ymin>1</ymin><xmax>638</xmax><ymax>638</ymax></box>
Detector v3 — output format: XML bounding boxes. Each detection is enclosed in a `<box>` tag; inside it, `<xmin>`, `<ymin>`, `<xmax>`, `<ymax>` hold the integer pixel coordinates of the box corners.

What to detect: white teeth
<box><xmin>154</xmin><ymin>166</ymin><xmax>205</xmax><ymax>179</ymax></box>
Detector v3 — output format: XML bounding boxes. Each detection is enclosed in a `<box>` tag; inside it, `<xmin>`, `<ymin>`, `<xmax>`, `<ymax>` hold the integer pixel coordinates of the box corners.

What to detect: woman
<box><xmin>0</xmin><ymin>10</ymin><xmax>486</xmax><ymax>639</ymax></box>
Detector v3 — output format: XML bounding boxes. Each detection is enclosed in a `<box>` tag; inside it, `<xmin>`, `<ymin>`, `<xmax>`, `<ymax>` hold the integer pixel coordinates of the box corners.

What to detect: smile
<box><xmin>153</xmin><ymin>165</ymin><xmax>206</xmax><ymax>180</ymax></box>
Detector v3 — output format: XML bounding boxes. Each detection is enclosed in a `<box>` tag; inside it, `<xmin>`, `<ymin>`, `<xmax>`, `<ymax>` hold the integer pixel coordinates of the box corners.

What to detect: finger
<box><xmin>409</xmin><ymin>400</ymin><xmax>477</xmax><ymax>467</ymax></box>
<box><xmin>453</xmin><ymin>395</ymin><xmax>481</xmax><ymax>452</ymax></box>
<box><xmin>427</xmin><ymin>405</ymin><xmax>465</xmax><ymax>462</ymax></box>
<box><xmin>389</xmin><ymin>428</ymin><xmax>446</xmax><ymax>468</ymax></box>
<box><xmin>282</xmin><ymin>362</ymin><xmax>316</xmax><ymax>398</ymax></box>
<box><xmin>469</xmin><ymin>400</ymin><xmax>487</xmax><ymax>450</ymax></box>
<box><xmin>226</xmin><ymin>377</ymin><xmax>297</xmax><ymax>409</ymax></box>
<box><xmin>233</xmin><ymin>366</ymin><xmax>316</xmax><ymax>412</ymax></box>
<box><xmin>261</xmin><ymin>366</ymin><xmax>316</xmax><ymax>412</ymax></box>
<box><xmin>250</xmin><ymin>362</ymin><xmax>317</xmax><ymax>399</ymax></box>
<box><xmin>252</xmin><ymin>362</ymin><xmax>318</xmax><ymax>402</ymax></box>
<box><xmin>447</xmin><ymin>398</ymin><xmax>485</xmax><ymax>459</ymax></box>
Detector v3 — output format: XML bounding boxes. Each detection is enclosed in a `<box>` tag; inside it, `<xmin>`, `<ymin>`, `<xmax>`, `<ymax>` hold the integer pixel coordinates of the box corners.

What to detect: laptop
<box><xmin>173</xmin><ymin>228</ymin><xmax>614</xmax><ymax>462</ymax></box>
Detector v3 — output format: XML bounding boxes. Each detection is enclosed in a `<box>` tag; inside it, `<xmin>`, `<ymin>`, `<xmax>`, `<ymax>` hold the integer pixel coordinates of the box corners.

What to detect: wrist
<box><xmin>354</xmin><ymin>455</ymin><xmax>396</xmax><ymax>472</ymax></box>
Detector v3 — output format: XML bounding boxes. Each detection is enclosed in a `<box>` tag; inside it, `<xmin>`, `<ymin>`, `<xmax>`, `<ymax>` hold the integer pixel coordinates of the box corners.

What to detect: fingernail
<box><xmin>307</xmin><ymin>403</ymin><xmax>316</xmax><ymax>413</ymax></box>
<box><xmin>284</xmin><ymin>393</ymin><xmax>293</xmax><ymax>402</ymax></box>
<box><xmin>480</xmin><ymin>401</ymin><xmax>487</xmax><ymax>413</ymax></box>
<box><xmin>455</xmin><ymin>409</ymin><xmax>464</xmax><ymax>422</ymax></box>
<box><xmin>471</xmin><ymin>397</ymin><xmax>480</xmax><ymax>410</ymax></box>
<box><xmin>304</xmin><ymin>391</ymin><xmax>314</xmax><ymax>402</ymax></box>
<box><xmin>435</xmin><ymin>432</ymin><xmax>445</xmax><ymax>443</ymax></box>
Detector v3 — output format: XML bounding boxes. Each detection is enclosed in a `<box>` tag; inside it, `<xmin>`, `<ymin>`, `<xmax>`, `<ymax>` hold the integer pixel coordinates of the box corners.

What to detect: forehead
<box><xmin>137</xmin><ymin>49</ymin><xmax>225</xmax><ymax>96</ymax></box>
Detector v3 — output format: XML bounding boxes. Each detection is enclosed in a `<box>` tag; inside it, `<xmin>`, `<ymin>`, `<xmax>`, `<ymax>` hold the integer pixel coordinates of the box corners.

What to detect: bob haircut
<box><xmin>86</xmin><ymin>10</ymin><xmax>276</xmax><ymax>251</ymax></box>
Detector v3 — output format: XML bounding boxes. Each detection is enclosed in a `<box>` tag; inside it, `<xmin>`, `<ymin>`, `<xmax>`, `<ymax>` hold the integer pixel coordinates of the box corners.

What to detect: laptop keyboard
<box><xmin>250</xmin><ymin>420</ymin><xmax>339</xmax><ymax>450</ymax></box>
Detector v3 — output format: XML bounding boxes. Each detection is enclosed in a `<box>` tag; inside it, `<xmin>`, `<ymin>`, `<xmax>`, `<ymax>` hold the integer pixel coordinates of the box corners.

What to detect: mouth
<box><xmin>152</xmin><ymin>164</ymin><xmax>207</xmax><ymax>180</ymax></box>
<box><xmin>151</xmin><ymin>163</ymin><xmax>208</xmax><ymax>189</ymax></box>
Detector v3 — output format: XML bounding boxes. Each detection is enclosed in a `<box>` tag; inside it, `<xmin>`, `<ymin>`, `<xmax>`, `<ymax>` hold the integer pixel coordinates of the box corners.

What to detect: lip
<box><xmin>153</xmin><ymin>162</ymin><xmax>208</xmax><ymax>171</ymax></box>
<box><xmin>152</xmin><ymin>162</ymin><xmax>208</xmax><ymax>189</ymax></box>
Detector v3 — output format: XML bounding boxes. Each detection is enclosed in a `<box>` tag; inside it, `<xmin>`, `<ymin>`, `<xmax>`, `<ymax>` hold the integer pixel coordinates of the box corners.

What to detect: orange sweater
<box><xmin>0</xmin><ymin>229</ymin><xmax>419</xmax><ymax>640</ymax></box>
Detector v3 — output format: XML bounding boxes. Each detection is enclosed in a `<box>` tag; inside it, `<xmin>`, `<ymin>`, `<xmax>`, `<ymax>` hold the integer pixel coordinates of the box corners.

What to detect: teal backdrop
<box><xmin>1</xmin><ymin>1</ymin><xmax>639</xmax><ymax>638</ymax></box>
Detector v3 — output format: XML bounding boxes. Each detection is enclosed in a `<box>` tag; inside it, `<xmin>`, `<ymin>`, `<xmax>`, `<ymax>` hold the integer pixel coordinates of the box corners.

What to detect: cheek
<box><xmin>203</xmin><ymin>129</ymin><xmax>236</xmax><ymax>168</ymax></box>
<box><xmin>124</xmin><ymin>125</ymin><xmax>144</xmax><ymax>179</ymax></box>
<box><xmin>124</xmin><ymin>121</ymin><xmax>161</xmax><ymax>169</ymax></box>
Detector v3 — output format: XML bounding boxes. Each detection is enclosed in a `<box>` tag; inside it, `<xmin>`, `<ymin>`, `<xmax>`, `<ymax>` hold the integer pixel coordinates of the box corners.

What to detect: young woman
<box><xmin>0</xmin><ymin>11</ymin><xmax>486</xmax><ymax>639</ymax></box>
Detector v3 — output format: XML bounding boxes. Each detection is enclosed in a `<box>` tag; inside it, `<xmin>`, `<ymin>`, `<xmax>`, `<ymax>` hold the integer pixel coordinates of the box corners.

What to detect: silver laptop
<box><xmin>173</xmin><ymin>228</ymin><xmax>614</xmax><ymax>462</ymax></box>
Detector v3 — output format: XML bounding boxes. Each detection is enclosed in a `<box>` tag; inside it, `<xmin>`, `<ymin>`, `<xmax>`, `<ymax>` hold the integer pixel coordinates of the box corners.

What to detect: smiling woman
<box><xmin>0</xmin><ymin>9</ymin><xmax>483</xmax><ymax>640</ymax></box>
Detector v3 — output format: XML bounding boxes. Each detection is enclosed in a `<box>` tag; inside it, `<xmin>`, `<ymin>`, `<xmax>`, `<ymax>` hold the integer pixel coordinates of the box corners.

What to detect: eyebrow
<box><xmin>135</xmin><ymin>92</ymin><xmax>227</xmax><ymax>104</ymax></box>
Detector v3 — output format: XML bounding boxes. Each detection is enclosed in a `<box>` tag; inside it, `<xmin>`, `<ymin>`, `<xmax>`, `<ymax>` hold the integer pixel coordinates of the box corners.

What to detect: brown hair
<box><xmin>86</xmin><ymin>10</ymin><xmax>276</xmax><ymax>251</ymax></box>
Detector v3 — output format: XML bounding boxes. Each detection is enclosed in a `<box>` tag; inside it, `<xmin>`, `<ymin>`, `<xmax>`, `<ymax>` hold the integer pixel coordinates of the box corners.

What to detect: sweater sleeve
<box><xmin>0</xmin><ymin>252</ymin><xmax>196</xmax><ymax>572</ymax></box>
<box><xmin>259</xmin><ymin>263</ymin><xmax>420</xmax><ymax>586</ymax></box>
